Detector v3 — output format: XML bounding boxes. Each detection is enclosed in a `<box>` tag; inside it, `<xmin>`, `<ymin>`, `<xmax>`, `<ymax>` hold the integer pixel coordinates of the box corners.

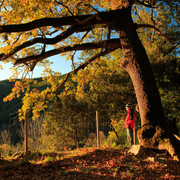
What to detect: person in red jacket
<box><xmin>125</xmin><ymin>103</ymin><xmax>135</xmax><ymax>147</ymax></box>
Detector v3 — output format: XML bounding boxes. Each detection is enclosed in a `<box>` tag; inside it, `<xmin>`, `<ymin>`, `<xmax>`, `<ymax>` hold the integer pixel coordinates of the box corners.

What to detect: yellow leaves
<box><xmin>96</xmin><ymin>0</ymin><xmax>127</xmax><ymax>10</ymax></box>
<box><xmin>1</xmin><ymin>0</ymin><xmax>54</xmax><ymax>23</ymax></box>
<box><xmin>17</xmin><ymin>78</ymin><xmax>58</xmax><ymax>121</ymax></box>
<box><xmin>2</xmin><ymin>78</ymin><xmax>50</xmax><ymax>120</ymax></box>
<box><xmin>19</xmin><ymin>91</ymin><xmax>41</xmax><ymax>120</ymax></box>
<box><xmin>111</xmin><ymin>119</ymin><xmax>118</xmax><ymax>128</ymax></box>
<box><xmin>3</xmin><ymin>80</ymin><xmax>24</xmax><ymax>102</ymax></box>
<box><xmin>0</xmin><ymin>0</ymin><xmax>56</xmax><ymax>59</ymax></box>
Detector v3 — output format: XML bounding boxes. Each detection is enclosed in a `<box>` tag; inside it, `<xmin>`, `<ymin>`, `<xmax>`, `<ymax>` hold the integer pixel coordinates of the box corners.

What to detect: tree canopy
<box><xmin>0</xmin><ymin>0</ymin><xmax>179</xmax><ymax>118</ymax></box>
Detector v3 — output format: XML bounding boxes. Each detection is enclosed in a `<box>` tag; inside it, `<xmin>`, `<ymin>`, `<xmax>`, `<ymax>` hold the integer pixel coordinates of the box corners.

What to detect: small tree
<box><xmin>43</xmin><ymin>95</ymin><xmax>94</xmax><ymax>149</ymax></box>
<box><xmin>105</xmin><ymin>118</ymin><xmax>128</xmax><ymax>148</ymax></box>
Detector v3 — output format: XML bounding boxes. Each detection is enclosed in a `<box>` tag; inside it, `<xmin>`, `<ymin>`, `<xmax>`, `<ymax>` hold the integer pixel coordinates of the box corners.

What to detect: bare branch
<box><xmin>150</xmin><ymin>7</ymin><xmax>156</xmax><ymax>26</ymax></box>
<box><xmin>107</xmin><ymin>28</ymin><xmax>111</xmax><ymax>40</ymax></box>
<box><xmin>111</xmin><ymin>63</ymin><xmax>121</xmax><ymax>75</ymax></box>
<box><xmin>55</xmin><ymin>47</ymin><xmax>118</xmax><ymax>94</ymax></box>
<box><xmin>54</xmin><ymin>73</ymin><xmax>71</xmax><ymax>94</ymax></box>
<box><xmin>150</xmin><ymin>7</ymin><xmax>156</xmax><ymax>42</ymax></box>
<box><xmin>55</xmin><ymin>1</ymin><xmax>74</xmax><ymax>16</ymax></box>
<box><xmin>42</xmin><ymin>47</ymin><xmax>118</xmax><ymax>103</ymax></box>
<box><xmin>162</xmin><ymin>43</ymin><xmax>180</xmax><ymax>56</ymax></box>
<box><xmin>11</xmin><ymin>33</ymin><xmax>23</xmax><ymax>46</ymax></box>
<box><xmin>71</xmin><ymin>30</ymin><xmax>91</xmax><ymax>69</ymax></box>
<box><xmin>136</xmin><ymin>0</ymin><xmax>157</xmax><ymax>8</ymax></box>
<box><xmin>73</xmin><ymin>48</ymin><xmax>117</xmax><ymax>74</ymax></box>
<box><xmin>0</xmin><ymin>0</ymin><xmax>5</xmax><ymax>8</ymax></box>
<box><xmin>76</xmin><ymin>2</ymin><xmax>100</xmax><ymax>13</ymax></box>
<box><xmin>134</xmin><ymin>5</ymin><xmax>143</xmax><ymax>22</ymax></box>
<box><xmin>55</xmin><ymin>0</ymin><xmax>86</xmax><ymax>24</ymax></box>
<box><xmin>136</xmin><ymin>23</ymin><xmax>170</xmax><ymax>41</ymax></box>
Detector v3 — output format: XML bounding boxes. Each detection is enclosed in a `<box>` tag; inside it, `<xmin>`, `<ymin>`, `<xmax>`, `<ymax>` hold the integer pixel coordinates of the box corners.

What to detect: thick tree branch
<box><xmin>0</xmin><ymin>25</ymin><xmax>93</xmax><ymax>60</ymax></box>
<box><xmin>0</xmin><ymin>9</ymin><xmax>128</xmax><ymax>33</ymax></box>
<box><xmin>14</xmin><ymin>38</ymin><xmax>121</xmax><ymax>65</ymax></box>
<box><xmin>0</xmin><ymin>9</ymin><xmax>126</xmax><ymax>63</ymax></box>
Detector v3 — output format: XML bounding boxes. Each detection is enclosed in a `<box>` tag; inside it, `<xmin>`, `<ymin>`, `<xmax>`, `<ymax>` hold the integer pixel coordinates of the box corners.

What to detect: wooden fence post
<box><xmin>96</xmin><ymin>111</ymin><xmax>100</xmax><ymax>149</ymax></box>
<box><xmin>133</xmin><ymin>122</ymin><xmax>136</xmax><ymax>145</ymax></box>
<box><xmin>25</xmin><ymin>110</ymin><xmax>29</xmax><ymax>162</ymax></box>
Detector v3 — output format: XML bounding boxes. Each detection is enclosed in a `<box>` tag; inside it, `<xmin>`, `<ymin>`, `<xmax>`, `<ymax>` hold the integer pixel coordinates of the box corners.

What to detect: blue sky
<box><xmin>0</xmin><ymin>55</ymin><xmax>73</xmax><ymax>81</ymax></box>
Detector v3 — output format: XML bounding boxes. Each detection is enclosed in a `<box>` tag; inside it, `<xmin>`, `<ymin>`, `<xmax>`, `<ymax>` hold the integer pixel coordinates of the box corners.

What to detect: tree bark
<box><xmin>113</xmin><ymin>7</ymin><xmax>180</xmax><ymax>160</ymax></box>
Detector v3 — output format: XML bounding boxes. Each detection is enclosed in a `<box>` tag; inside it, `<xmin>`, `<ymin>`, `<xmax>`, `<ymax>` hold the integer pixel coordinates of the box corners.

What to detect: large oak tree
<box><xmin>0</xmin><ymin>0</ymin><xmax>179</xmax><ymax>159</ymax></box>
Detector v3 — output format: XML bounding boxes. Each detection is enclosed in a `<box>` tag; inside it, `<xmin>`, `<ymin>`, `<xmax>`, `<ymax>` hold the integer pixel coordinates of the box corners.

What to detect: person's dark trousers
<box><xmin>127</xmin><ymin>128</ymin><xmax>134</xmax><ymax>147</ymax></box>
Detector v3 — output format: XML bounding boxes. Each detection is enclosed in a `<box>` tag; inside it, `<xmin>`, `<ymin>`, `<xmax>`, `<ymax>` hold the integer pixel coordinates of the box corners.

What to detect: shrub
<box><xmin>85</xmin><ymin>131</ymin><xmax>107</xmax><ymax>148</ymax></box>
<box><xmin>104</xmin><ymin>119</ymin><xmax>128</xmax><ymax>149</ymax></box>
<box><xmin>0</xmin><ymin>144</ymin><xmax>11</xmax><ymax>158</ymax></box>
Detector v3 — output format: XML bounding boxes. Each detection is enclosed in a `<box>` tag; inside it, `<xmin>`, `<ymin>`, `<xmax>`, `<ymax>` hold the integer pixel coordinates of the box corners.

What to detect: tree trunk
<box><xmin>75</xmin><ymin>129</ymin><xmax>79</xmax><ymax>148</ymax></box>
<box><xmin>113</xmin><ymin>7</ymin><xmax>180</xmax><ymax>160</ymax></box>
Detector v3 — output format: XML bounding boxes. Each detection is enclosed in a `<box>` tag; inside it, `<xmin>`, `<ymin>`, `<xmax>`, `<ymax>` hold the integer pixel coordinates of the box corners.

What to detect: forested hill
<box><xmin>0</xmin><ymin>78</ymin><xmax>45</xmax><ymax>127</ymax></box>
<box><xmin>0</xmin><ymin>79</ymin><xmax>20</xmax><ymax>126</ymax></box>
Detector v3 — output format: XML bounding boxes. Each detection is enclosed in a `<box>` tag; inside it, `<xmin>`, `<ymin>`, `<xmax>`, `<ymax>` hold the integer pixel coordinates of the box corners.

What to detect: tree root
<box><xmin>137</xmin><ymin>125</ymin><xmax>180</xmax><ymax>161</ymax></box>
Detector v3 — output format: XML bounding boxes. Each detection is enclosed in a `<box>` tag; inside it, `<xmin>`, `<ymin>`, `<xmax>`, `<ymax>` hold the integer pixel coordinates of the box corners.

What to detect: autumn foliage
<box><xmin>0</xmin><ymin>0</ymin><xmax>179</xmax><ymax>161</ymax></box>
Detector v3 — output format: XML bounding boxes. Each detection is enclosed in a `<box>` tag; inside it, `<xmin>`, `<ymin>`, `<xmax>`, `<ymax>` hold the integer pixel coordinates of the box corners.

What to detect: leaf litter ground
<box><xmin>0</xmin><ymin>148</ymin><xmax>179</xmax><ymax>179</ymax></box>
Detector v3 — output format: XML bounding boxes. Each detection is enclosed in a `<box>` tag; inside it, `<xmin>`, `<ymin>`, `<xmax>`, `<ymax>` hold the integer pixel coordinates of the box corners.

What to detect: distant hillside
<box><xmin>0</xmin><ymin>79</ymin><xmax>19</xmax><ymax>125</ymax></box>
<box><xmin>0</xmin><ymin>74</ymin><xmax>68</xmax><ymax>126</ymax></box>
<box><xmin>0</xmin><ymin>77</ymin><xmax>51</xmax><ymax>145</ymax></box>
<box><xmin>0</xmin><ymin>78</ymin><xmax>48</xmax><ymax>126</ymax></box>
